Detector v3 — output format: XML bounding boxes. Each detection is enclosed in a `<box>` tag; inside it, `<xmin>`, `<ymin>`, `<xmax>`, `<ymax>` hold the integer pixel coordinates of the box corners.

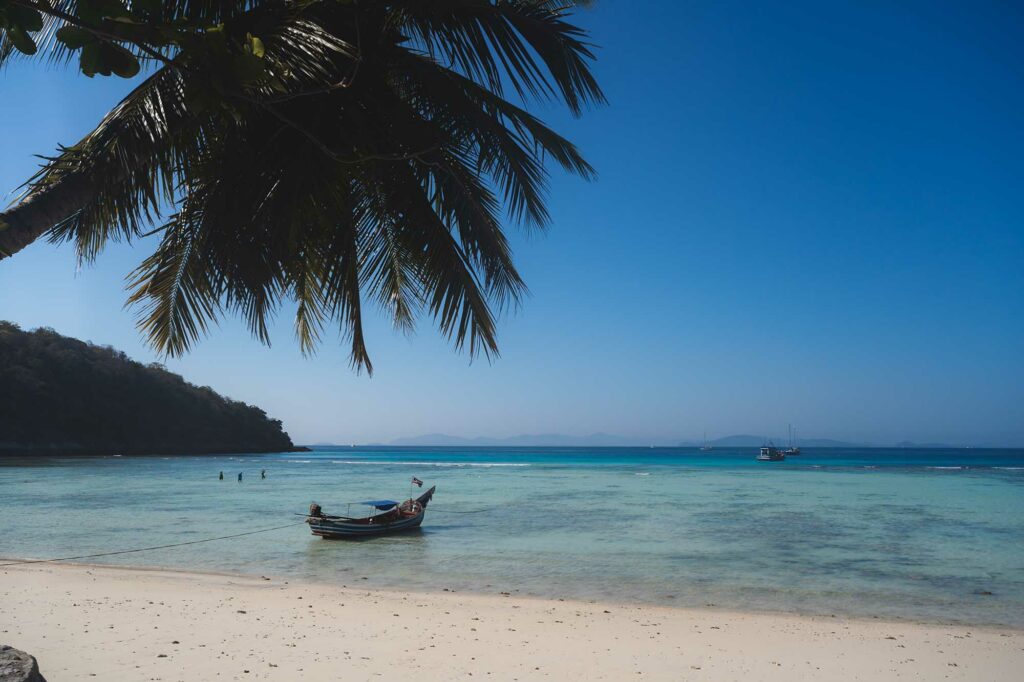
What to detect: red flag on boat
<box><xmin>411</xmin><ymin>477</ymin><xmax>423</xmax><ymax>487</ymax></box>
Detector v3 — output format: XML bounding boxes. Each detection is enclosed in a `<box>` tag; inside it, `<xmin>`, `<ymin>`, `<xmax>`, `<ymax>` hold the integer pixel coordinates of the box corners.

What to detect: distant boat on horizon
<box><xmin>756</xmin><ymin>443</ymin><xmax>786</xmax><ymax>461</ymax></box>
<box><xmin>784</xmin><ymin>424</ymin><xmax>801</xmax><ymax>455</ymax></box>
<box><xmin>700</xmin><ymin>431</ymin><xmax>714</xmax><ymax>451</ymax></box>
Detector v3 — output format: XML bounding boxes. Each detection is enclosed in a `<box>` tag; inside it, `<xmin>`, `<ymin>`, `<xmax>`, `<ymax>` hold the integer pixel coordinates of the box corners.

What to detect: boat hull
<box><xmin>756</xmin><ymin>447</ymin><xmax>785</xmax><ymax>461</ymax></box>
<box><xmin>307</xmin><ymin>486</ymin><xmax>435</xmax><ymax>539</ymax></box>
<box><xmin>308</xmin><ymin>511</ymin><xmax>426</xmax><ymax>538</ymax></box>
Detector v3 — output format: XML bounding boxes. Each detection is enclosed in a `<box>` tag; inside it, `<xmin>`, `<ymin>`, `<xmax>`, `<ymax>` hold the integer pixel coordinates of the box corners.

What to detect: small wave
<box><xmin>328</xmin><ymin>460</ymin><xmax>530</xmax><ymax>467</ymax></box>
<box><xmin>994</xmin><ymin>467</ymin><xmax>1024</xmax><ymax>471</ymax></box>
<box><xmin>927</xmin><ymin>466</ymin><xmax>963</xmax><ymax>470</ymax></box>
<box><xmin>863</xmin><ymin>466</ymin><xmax>876</xmax><ymax>469</ymax></box>
<box><xmin>635</xmin><ymin>472</ymin><xmax>650</xmax><ymax>476</ymax></box>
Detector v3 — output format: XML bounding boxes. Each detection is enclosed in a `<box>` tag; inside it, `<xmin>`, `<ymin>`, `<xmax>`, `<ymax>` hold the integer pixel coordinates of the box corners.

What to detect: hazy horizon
<box><xmin>312</xmin><ymin>431</ymin><xmax>1023</xmax><ymax>449</ymax></box>
<box><xmin>2</xmin><ymin>1</ymin><xmax>1021</xmax><ymax>448</ymax></box>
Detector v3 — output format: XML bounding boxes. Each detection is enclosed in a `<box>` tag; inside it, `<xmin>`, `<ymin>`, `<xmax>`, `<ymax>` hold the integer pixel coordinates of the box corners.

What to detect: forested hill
<box><xmin>0</xmin><ymin>322</ymin><xmax>296</xmax><ymax>456</ymax></box>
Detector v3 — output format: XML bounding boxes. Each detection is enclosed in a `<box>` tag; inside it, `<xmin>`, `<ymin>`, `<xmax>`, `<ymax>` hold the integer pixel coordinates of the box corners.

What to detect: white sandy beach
<box><xmin>1</xmin><ymin>562</ymin><xmax>1021</xmax><ymax>681</ymax></box>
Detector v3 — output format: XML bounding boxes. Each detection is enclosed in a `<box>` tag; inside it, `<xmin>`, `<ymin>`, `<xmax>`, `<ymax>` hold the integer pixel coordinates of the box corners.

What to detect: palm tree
<box><xmin>0</xmin><ymin>0</ymin><xmax>603</xmax><ymax>371</ymax></box>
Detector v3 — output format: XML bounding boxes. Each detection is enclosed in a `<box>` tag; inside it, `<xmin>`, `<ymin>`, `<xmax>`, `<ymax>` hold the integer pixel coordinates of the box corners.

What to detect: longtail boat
<box><xmin>306</xmin><ymin>486</ymin><xmax>435</xmax><ymax>538</ymax></box>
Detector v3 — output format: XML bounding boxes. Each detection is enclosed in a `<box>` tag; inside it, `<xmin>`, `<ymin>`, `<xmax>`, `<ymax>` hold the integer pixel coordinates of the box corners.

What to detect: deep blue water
<box><xmin>2</xmin><ymin>446</ymin><xmax>1022</xmax><ymax>627</ymax></box>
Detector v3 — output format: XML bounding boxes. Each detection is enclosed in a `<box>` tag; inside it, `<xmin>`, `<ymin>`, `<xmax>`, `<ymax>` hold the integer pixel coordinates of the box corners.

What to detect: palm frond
<box><xmin>4</xmin><ymin>0</ymin><xmax>603</xmax><ymax>369</ymax></box>
<box><xmin>41</xmin><ymin>66</ymin><xmax>193</xmax><ymax>262</ymax></box>
<box><xmin>368</xmin><ymin>159</ymin><xmax>500</xmax><ymax>359</ymax></box>
<box><xmin>393</xmin><ymin>0</ymin><xmax>605</xmax><ymax>113</ymax></box>
<box><xmin>37</xmin><ymin>10</ymin><xmax>352</xmax><ymax>263</ymax></box>
<box><xmin>125</xmin><ymin>211</ymin><xmax>221</xmax><ymax>357</ymax></box>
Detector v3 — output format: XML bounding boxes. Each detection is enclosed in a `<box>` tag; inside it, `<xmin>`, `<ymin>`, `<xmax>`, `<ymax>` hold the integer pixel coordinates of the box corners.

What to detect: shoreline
<box><xmin>2</xmin><ymin>562</ymin><xmax>1022</xmax><ymax>681</ymax></box>
<box><xmin>1</xmin><ymin>556</ymin><xmax>1020</xmax><ymax>633</ymax></box>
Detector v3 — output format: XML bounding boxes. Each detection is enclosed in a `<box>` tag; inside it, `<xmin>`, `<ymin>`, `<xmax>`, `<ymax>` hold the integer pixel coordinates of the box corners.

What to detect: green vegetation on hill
<box><xmin>0</xmin><ymin>322</ymin><xmax>294</xmax><ymax>456</ymax></box>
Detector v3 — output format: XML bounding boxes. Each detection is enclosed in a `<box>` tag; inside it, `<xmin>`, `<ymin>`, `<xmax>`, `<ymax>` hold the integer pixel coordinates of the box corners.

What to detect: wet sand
<box><xmin>2</xmin><ymin>562</ymin><xmax>1021</xmax><ymax>681</ymax></box>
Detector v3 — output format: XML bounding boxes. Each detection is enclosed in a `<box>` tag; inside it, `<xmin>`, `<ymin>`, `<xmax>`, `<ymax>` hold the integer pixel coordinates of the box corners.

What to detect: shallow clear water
<box><xmin>2</xmin><ymin>447</ymin><xmax>1022</xmax><ymax>627</ymax></box>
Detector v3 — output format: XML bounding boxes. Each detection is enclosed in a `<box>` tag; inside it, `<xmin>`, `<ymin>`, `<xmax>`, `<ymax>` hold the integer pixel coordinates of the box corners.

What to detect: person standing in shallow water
<box><xmin>238</xmin><ymin>472</ymin><xmax>243</xmax><ymax>482</ymax></box>
<box><xmin>219</xmin><ymin>471</ymin><xmax>224</xmax><ymax>480</ymax></box>
<box><xmin>261</xmin><ymin>469</ymin><xmax>266</xmax><ymax>479</ymax></box>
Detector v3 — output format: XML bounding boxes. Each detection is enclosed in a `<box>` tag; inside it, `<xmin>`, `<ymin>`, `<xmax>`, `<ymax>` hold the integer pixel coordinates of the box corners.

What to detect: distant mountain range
<box><xmin>892</xmin><ymin>440</ymin><xmax>963</xmax><ymax>449</ymax></box>
<box><xmin>305</xmin><ymin>433</ymin><xmax>1009</xmax><ymax>449</ymax></box>
<box><xmin>382</xmin><ymin>433</ymin><xmax>872</xmax><ymax>447</ymax></box>
<box><xmin>693</xmin><ymin>435</ymin><xmax>868</xmax><ymax>448</ymax></box>
<box><xmin>388</xmin><ymin>432</ymin><xmax>641</xmax><ymax>447</ymax></box>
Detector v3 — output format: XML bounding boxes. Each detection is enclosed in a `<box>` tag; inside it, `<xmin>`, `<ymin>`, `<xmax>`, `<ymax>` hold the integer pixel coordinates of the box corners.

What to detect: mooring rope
<box><xmin>0</xmin><ymin>506</ymin><xmax>495</xmax><ymax>569</ymax></box>
<box><xmin>0</xmin><ymin>521</ymin><xmax>306</xmax><ymax>568</ymax></box>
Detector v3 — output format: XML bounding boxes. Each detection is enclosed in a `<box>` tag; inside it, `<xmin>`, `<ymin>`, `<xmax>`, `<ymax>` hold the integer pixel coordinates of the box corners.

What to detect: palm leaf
<box><xmin>2</xmin><ymin>0</ymin><xmax>603</xmax><ymax>370</ymax></box>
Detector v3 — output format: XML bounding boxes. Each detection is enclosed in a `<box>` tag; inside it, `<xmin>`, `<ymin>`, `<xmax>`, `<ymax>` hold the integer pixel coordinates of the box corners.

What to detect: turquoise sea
<box><xmin>2</xmin><ymin>447</ymin><xmax>1023</xmax><ymax>627</ymax></box>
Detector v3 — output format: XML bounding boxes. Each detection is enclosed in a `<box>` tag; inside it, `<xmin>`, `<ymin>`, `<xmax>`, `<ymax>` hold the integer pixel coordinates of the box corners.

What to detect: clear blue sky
<box><xmin>1</xmin><ymin>1</ymin><xmax>1021</xmax><ymax>446</ymax></box>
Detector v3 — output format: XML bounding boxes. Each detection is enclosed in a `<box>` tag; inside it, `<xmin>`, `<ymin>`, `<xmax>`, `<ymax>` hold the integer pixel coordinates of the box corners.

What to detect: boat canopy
<box><xmin>360</xmin><ymin>500</ymin><xmax>398</xmax><ymax>509</ymax></box>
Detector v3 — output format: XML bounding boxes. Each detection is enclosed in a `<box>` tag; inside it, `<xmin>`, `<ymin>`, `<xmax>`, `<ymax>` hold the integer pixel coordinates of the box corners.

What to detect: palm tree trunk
<box><xmin>0</xmin><ymin>175</ymin><xmax>94</xmax><ymax>259</ymax></box>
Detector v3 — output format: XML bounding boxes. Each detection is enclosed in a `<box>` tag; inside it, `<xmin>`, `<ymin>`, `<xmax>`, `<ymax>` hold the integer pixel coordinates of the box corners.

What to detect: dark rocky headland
<box><xmin>0</xmin><ymin>322</ymin><xmax>304</xmax><ymax>457</ymax></box>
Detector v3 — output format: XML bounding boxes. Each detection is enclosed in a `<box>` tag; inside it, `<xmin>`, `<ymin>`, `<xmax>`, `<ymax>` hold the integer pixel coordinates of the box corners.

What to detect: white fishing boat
<box><xmin>756</xmin><ymin>444</ymin><xmax>785</xmax><ymax>461</ymax></box>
